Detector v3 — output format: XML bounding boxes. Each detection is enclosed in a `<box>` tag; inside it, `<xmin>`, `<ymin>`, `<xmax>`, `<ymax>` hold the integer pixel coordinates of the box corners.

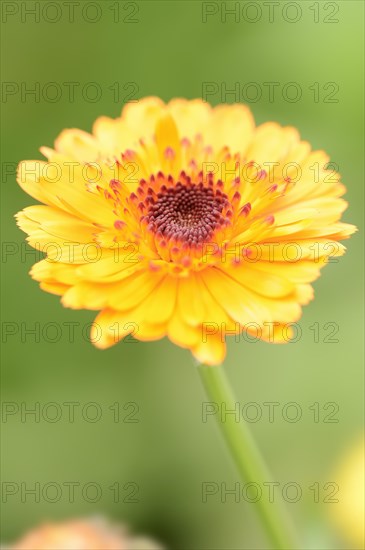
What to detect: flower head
<box><xmin>329</xmin><ymin>437</ymin><xmax>364</xmax><ymax>548</ymax></box>
<box><xmin>6</xmin><ymin>517</ymin><xmax>163</xmax><ymax>550</ymax></box>
<box><xmin>16</xmin><ymin>98</ymin><xmax>356</xmax><ymax>364</ymax></box>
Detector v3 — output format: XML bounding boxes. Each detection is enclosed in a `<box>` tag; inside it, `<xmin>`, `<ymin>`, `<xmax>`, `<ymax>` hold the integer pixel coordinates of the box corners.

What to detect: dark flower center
<box><xmin>146</xmin><ymin>182</ymin><xmax>229</xmax><ymax>244</ymax></box>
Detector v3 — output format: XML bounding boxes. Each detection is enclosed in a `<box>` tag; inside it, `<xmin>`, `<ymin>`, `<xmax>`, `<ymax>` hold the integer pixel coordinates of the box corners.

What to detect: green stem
<box><xmin>198</xmin><ymin>363</ymin><xmax>299</xmax><ymax>550</ymax></box>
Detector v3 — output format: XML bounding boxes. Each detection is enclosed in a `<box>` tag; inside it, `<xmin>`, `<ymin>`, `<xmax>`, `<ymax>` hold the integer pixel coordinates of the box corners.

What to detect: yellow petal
<box><xmin>121</xmin><ymin>97</ymin><xmax>165</xmax><ymax>138</ymax></box>
<box><xmin>155</xmin><ymin>113</ymin><xmax>181</xmax><ymax>174</ymax></box>
<box><xmin>222</xmin><ymin>262</ymin><xmax>295</xmax><ymax>298</ymax></box>
<box><xmin>177</xmin><ymin>274</ymin><xmax>206</xmax><ymax>326</ymax></box>
<box><xmin>16</xmin><ymin>205</ymin><xmax>98</xmax><ymax>243</ymax></box>
<box><xmin>191</xmin><ymin>335</ymin><xmax>226</xmax><ymax>366</ymax></box>
<box><xmin>54</xmin><ymin>129</ymin><xmax>99</xmax><ymax>161</ymax></box>
<box><xmin>246</xmin><ymin>123</ymin><xmax>299</xmax><ymax>166</ymax></box>
<box><xmin>167</xmin><ymin>98</ymin><xmax>212</xmax><ymax>140</ymax></box>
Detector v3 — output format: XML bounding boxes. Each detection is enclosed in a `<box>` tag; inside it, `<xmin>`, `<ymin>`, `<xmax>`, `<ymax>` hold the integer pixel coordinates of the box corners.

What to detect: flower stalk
<box><xmin>198</xmin><ymin>363</ymin><xmax>299</xmax><ymax>550</ymax></box>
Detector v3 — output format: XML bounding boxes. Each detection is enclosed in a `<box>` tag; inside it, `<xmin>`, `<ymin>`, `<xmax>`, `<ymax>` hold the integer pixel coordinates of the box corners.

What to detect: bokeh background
<box><xmin>1</xmin><ymin>1</ymin><xmax>364</xmax><ymax>548</ymax></box>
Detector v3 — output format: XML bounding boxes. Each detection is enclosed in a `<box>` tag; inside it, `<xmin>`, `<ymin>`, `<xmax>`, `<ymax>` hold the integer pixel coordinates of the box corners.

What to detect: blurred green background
<box><xmin>1</xmin><ymin>1</ymin><xmax>364</xmax><ymax>548</ymax></box>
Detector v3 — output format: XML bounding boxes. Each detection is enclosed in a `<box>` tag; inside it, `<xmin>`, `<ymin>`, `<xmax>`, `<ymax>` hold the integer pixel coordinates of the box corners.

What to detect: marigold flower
<box><xmin>329</xmin><ymin>437</ymin><xmax>365</xmax><ymax>548</ymax></box>
<box><xmin>16</xmin><ymin>98</ymin><xmax>356</xmax><ymax>364</ymax></box>
<box><xmin>7</xmin><ymin>517</ymin><xmax>163</xmax><ymax>550</ymax></box>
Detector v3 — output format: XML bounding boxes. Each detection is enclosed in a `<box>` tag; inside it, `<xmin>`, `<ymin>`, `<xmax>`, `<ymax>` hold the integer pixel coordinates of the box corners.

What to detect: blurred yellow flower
<box><xmin>329</xmin><ymin>437</ymin><xmax>365</xmax><ymax>548</ymax></box>
<box><xmin>7</xmin><ymin>517</ymin><xmax>163</xmax><ymax>550</ymax></box>
<box><xmin>16</xmin><ymin>98</ymin><xmax>356</xmax><ymax>364</ymax></box>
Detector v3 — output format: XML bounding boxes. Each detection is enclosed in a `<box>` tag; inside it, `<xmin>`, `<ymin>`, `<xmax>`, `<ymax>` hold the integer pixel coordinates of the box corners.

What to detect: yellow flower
<box><xmin>329</xmin><ymin>437</ymin><xmax>364</xmax><ymax>548</ymax></box>
<box><xmin>16</xmin><ymin>98</ymin><xmax>356</xmax><ymax>364</ymax></box>
<box><xmin>7</xmin><ymin>517</ymin><xmax>163</xmax><ymax>550</ymax></box>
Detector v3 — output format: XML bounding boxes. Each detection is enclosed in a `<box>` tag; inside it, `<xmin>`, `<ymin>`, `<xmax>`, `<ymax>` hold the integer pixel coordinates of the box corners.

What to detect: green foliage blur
<box><xmin>1</xmin><ymin>1</ymin><xmax>363</xmax><ymax>548</ymax></box>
